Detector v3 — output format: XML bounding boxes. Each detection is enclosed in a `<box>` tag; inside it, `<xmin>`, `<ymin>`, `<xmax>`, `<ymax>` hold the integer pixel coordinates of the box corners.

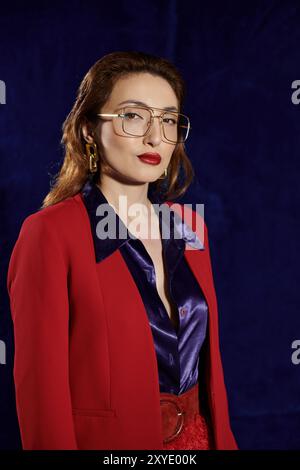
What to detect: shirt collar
<box><xmin>81</xmin><ymin>177</ymin><xmax>204</xmax><ymax>263</ymax></box>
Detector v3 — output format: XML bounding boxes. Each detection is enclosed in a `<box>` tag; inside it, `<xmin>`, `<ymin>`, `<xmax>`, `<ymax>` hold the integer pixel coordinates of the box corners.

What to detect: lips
<box><xmin>137</xmin><ymin>153</ymin><xmax>161</xmax><ymax>165</ymax></box>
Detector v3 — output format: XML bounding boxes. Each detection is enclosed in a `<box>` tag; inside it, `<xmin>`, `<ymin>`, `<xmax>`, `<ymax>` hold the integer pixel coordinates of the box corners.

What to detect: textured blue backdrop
<box><xmin>1</xmin><ymin>0</ymin><xmax>300</xmax><ymax>450</ymax></box>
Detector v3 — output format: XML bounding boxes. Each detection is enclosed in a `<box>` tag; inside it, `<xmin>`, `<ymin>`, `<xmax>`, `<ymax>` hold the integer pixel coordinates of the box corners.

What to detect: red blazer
<box><xmin>7</xmin><ymin>191</ymin><xmax>238</xmax><ymax>450</ymax></box>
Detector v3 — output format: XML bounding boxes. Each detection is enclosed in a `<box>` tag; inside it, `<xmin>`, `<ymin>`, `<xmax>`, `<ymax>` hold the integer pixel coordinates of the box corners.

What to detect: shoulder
<box><xmin>14</xmin><ymin>193</ymin><xmax>90</xmax><ymax>256</ymax></box>
<box><xmin>8</xmin><ymin>193</ymin><xmax>90</xmax><ymax>286</ymax></box>
<box><xmin>20</xmin><ymin>193</ymin><xmax>86</xmax><ymax>236</ymax></box>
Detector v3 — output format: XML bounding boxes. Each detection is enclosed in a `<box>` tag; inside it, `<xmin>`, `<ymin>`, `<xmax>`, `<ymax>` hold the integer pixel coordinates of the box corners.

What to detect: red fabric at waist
<box><xmin>159</xmin><ymin>382</ymin><xmax>214</xmax><ymax>449</ymax></box>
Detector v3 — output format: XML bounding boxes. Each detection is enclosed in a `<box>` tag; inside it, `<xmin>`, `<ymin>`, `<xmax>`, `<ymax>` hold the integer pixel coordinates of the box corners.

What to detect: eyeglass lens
<box><xmin>119</xmin><ymin>107</ymin><xmax>189</xmax><ymax>143</ymax></box>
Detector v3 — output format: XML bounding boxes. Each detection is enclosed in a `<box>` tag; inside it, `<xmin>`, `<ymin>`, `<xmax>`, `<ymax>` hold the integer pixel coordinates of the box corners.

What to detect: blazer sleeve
<box><xmin>7</xmin><ymin>213</ymin><xmax>78</xmax><ymax>450</ymax></box>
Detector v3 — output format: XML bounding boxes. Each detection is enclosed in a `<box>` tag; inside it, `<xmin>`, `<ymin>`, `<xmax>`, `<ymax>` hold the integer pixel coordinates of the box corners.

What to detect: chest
<box><xmin>139</xmin><ymin>237</ymin><xmax>179</xmax><ymax>332</ymax></box>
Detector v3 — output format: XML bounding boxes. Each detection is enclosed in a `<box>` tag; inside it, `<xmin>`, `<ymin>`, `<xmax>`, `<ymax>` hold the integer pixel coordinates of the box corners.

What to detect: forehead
<box><xmin>108</xmin><ymin>73</ymin><xmax>178</xmax><ymax>109</ymax></box>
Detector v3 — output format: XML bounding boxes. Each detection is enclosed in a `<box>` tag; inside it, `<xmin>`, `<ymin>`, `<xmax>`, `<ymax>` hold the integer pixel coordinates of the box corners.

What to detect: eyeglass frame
<box><xmin>96</xmin><ymin>105</ymin><xmax>191</xmax><ymax>144</ymax></box>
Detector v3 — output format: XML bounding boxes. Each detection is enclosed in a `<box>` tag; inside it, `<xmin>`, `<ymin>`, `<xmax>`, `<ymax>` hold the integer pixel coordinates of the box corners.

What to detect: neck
<box><xmin>96</xmin><ymin>175</ymin><xmax>154</xmax><ymax>222</ymax></box>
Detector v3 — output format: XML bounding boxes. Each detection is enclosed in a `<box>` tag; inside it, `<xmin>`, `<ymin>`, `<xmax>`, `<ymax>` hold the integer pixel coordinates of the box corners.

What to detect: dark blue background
<box><xmin>1</xmin><ymin>0</ymin><xmax>300</xmax><ymax>450</ymax></box>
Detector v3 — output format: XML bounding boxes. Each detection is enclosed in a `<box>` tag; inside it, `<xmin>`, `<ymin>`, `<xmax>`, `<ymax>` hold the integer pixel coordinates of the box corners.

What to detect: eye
<box><xmin>123</xmin><ymin>112</ymin><xmax>142</xmax><ymax>120</ymax></box>
<box><xmin>163</xmin><ymin>117</ymin><xmax>177</xmax><ymax>125</ymax></box>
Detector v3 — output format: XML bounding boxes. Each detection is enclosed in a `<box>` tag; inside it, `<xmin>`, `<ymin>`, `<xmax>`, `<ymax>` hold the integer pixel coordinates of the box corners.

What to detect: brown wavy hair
<box><xmin>41</xmin><ymin>51</ymin><xmax>194</xmax><ymax>209</ymax></box>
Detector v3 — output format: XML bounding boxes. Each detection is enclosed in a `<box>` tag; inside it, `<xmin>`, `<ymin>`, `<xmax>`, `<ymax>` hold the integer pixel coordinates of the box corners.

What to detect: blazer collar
<box><xmin>81</xmin><ymin>177</ymin><xmax>204</xmax><ymax>263</ymax></box>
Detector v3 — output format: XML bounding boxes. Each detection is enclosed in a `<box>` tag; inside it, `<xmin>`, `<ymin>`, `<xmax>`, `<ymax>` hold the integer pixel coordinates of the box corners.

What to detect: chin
<box><xmin>126</xmin><ymin>169</ymin><xmax>161</xmax><ymax>184</ymax></box>
<box><xmin>139</xmin><ymin>174</ymin><xmax>160</xmax><ymax>184</ymax></box>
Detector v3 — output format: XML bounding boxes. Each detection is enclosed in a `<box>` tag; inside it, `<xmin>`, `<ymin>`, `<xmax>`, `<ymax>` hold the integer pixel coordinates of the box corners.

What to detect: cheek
<box><xmin>99</xmin><ymin>127</ymin><xmax>139</xmax><ymax>169</ymax></box>
<box><xmin>163</xmin><ymin>144</ymin><xmax>176</xmax><ymax>162</ymax></box>
<box><xmin>100</xmin><ymin>125</ymin><xmax>134</xmax><ymax>154</ymax></box>
<box><xmin>100</xmin><ymin>124</ymin><xmax>119</xmax><ymax>150</ymax></box>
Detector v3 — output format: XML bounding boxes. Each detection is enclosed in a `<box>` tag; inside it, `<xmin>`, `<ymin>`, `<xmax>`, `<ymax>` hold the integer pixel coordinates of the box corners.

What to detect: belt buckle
<box><xmin>160</xmin><ymin>398</ymin><xmax>186</xmax><ymax>444</ymax></box>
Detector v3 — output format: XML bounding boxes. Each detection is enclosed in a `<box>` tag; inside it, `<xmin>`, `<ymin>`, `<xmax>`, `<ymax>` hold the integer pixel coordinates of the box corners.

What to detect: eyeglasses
<box><xmin>96</xmin><ymin>105</ymin><xmax>191</xmax><ymax>144</ymax></box>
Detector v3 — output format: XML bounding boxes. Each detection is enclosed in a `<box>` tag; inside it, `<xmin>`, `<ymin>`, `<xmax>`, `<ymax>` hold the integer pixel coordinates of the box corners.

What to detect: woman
<box><xmin>7</xmin><ymin>51</ymin><xmax>238</xmax><ymax>450</ymax></box>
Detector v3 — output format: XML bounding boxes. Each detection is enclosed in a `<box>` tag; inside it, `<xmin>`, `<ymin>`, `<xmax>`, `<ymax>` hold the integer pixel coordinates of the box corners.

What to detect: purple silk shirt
<box><xmin>81</xmin><ymin>177</ymin><xmax>208</xmax><ymax>396</ymax></box>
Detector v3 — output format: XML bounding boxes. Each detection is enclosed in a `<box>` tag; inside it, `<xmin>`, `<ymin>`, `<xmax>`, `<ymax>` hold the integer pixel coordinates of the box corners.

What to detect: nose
<box><xmin>143</xmin><ymin>115</ymin><xmax>162</xmax><ymax>146</ymax></box>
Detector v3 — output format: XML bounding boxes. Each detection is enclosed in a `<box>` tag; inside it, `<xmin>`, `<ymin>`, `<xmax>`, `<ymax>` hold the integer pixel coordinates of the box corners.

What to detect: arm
<box><xmin>7</xmin><ymin>213</ymin><xmax>78</xmax><ymax>449</ymax></box>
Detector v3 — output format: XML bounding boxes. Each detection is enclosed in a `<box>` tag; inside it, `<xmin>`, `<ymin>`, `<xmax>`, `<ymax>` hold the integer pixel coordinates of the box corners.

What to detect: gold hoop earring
<box><xmin>85</xmin><ymin>142</ymin><xmax>99</xmax><ymax>173</ymax></box>
<box><xmin>158</xmin><ymin>167</ymin><xmax>168</xmax><ymax>180</ymax></box>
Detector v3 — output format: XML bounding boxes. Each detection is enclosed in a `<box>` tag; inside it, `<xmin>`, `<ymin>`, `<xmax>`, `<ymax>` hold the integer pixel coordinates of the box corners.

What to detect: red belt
<box><xmin>159</xmin><ymin>382</ymin><xmax>201</xmax><ymax>444</ymax></box>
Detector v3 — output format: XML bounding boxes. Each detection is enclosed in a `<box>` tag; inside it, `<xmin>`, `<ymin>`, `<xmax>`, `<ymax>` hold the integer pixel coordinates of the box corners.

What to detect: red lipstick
<box><xmin>137</xmin><ymin>153</ymin><xmax>161</xmax><ymax>165</ymax></box>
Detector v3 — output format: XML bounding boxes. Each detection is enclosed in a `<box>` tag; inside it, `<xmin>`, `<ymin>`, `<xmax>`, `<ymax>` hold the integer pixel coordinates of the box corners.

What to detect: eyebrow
<box><xmin>117</xmin><ymin>100</ymin><xmax>178</xmax><ymax>112</ymax></box>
